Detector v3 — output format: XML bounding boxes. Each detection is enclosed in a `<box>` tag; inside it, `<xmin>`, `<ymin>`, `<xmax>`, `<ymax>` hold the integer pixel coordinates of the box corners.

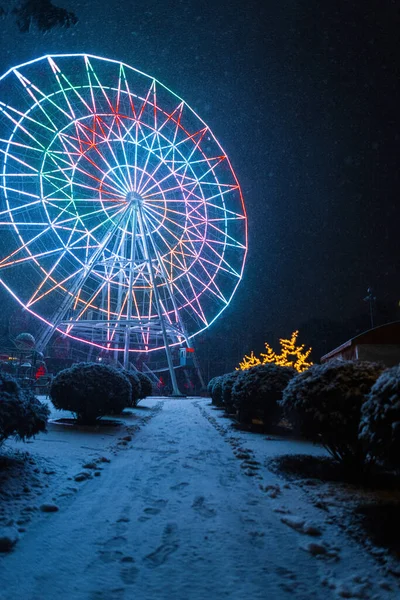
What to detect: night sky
<box><xmin>0</xmin><ymin>0</ymin><xmax>398</xmax><ymax>368</ymax></box>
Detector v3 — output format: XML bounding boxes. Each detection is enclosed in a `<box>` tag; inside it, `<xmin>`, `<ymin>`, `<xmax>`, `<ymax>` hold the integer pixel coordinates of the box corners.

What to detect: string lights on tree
<box><xmin>238</xmin><ymin>331</ymin><xmax>313</xmax><ymax>373</ymax></box>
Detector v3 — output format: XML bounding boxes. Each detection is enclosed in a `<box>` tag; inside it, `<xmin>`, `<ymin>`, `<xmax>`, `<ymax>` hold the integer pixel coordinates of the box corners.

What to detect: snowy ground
<box><xmin>0</xmin><ymin>397</ymin><xmax>399</xmax><ymax>600</ymax></box>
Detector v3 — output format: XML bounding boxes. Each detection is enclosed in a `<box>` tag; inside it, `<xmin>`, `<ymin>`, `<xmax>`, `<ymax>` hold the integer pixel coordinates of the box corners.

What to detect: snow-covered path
<box><xmin>0</xmin><ymin>399</ymin><xmax>397</xmax><ymax>599</ymax></box>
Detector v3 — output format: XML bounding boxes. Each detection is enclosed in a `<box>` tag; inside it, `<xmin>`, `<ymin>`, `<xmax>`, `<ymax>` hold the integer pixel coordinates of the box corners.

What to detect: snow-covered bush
<box><xmin>211</xmin><ymin>376</ymin><xmax>225</xmax><ymax>406</ymax></box>
<box><xmin>135</xmin><ymin>372</ymin><xmax>153</xmax><ymax>399</ymax></box>
<box><xmin>280</xmin><ymin>360</ymin><xmax>385</xmax><ymax>469</ymax></box>
<box><xmin>0</xmin><ymin>373</ymin><xmax>49</xmax><ymax>445</ymax></box>
<box><xmin>50</xmin><ymin>362</ymin><xmax>131</xmax><ymax>425</ymax></box>
<box><xmin>222</xmin><ymin>371</ymin><xmax>242</xmax><ymax>414</ymax></box>
<box><xmin>359</xmin><ymin>365</ymin><xmax>400</xmax><ymax>469</ymax></box>
<box><xmin>232</xmin><ymin>364</ymin><xmax>295</xmax><ymax>429</ymax></box>
<box><xmin>122</xmin><ymin>371</ymin><xmax>141</xmax><ymax>407</ymax></box>
<box><xmin>207</xmin><ymin>376</ymin><xmax>219</xmax><ymax>397</ymax></box>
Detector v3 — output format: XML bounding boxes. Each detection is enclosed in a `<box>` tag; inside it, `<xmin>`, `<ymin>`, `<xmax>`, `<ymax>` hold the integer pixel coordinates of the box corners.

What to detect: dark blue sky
<box><xmin>0</xmin><ymin>0</ymin><xmax>398</xmax><ymax>361</ymax></box>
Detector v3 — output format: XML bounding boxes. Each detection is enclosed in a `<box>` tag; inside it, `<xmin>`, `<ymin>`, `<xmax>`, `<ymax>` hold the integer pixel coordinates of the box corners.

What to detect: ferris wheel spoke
<box><xmin>0</xmin><ymin>246</ymin><xmax>63</xmax><ymax>269</ymax></box>
<box><xmin>0</xmin><ymin>225</ymin><xmax>52</xmax><ymax>266</ymax></box>
<box><xmin>0</xmin><ymin>149</ymin><xmax>39</xmax><ymax>175</ymax></box>
<box><xmin>0</xmin><ymin>101</ymin><xmax>57</xmax><ymax>137</ymax></box>
<box><xmin>186</xmin><ymin>267</ymin><xmax>228</xmax><ymax>305</ymax></box>
<box><xmin>202</xmin><ymin>240</ymin><xmax>241</xmax><ymax>277</ymax></box>
<box><xmin>1</xmin><ymin>185</ymin><xmax>40</xmax><ymax>201</ymax></box>
<box><xmin>53</xmin><ymin>127</ymin><xmax>124</xmax><ymax>194</ymax></box>
<box><xmin>49</xmin><ymin>58</ymin><xmax>94</xmax><ymax>115</ymax></box>
<box><xmin>66</xmin><ymin>204</ymin><xmax>127</xmax><ymax>252</ymax></box>
<box><xmin>0</xmin><ymin>199</ymin><xmax>42</xmax><ymax>218</ymax></box>
<box><xmin>196</xmin><ymin>252</ymin><xmax>241</xmax><ymax>279</ymax></box>
<box><xmin>171</xmin><ymin>278</ymin><xmax>208</xmax><ymax>326</ymax></box>
<box><xmin>55</xmin><ymin>131</ymin><xmax>127</xmax><ymax>197</ymax></box>
<box><xmin>27</xmin><ymin>267</ymin><xmax>84</xmax><ymax>307</ymax></box>
<box><xmin>13</xmin><ymin>70</ymin><xmax>63</xmax><ymax>132</ymax></box>
<box><xmin>73</xmin><ymin>116</ymin><xmax>130</xmax><ymax>191</ymax></box>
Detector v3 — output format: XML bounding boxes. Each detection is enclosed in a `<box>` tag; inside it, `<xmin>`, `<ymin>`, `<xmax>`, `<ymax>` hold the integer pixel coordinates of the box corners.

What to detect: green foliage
<box><xmin>280</xmin><ymin>360</ymin><xmax>385</xmax><ymax>469</ymax></box>
<box><xmin>50</xmin><ymin>362</ymin><xmax>131</xmax><ymax>425</ymax></box>
<box><xmin>135</xmin><ymin>372</ymin><xmax>153</xmax><ymax>399</ymax></box>
<box><xmin>232</xmin><ymin>363</ymin><xmax>295</xmax><ymax>429</ymax></box>
<box><xmin>0</xmin><ymin>373</ymin><xmax>50</xmax><ymax>445</ymax></box>
<box><xmin>359</xmin><ymin>365</ymin><xmax>400</xmax><ymax>469</ymax></box>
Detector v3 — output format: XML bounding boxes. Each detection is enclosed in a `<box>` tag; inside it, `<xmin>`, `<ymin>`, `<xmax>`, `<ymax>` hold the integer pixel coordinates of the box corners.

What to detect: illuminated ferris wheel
<box><xmin>0</xmin><ymin>54</ymin><xmax>247</xmax><ymax>373</ymax></box>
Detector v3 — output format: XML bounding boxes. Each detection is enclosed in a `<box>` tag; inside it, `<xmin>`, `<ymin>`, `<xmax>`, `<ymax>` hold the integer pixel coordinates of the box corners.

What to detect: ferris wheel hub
<box><xmin>126</xmin><ymin>190</ymin><xmax>144</xmax><ymax>206</ymax></box>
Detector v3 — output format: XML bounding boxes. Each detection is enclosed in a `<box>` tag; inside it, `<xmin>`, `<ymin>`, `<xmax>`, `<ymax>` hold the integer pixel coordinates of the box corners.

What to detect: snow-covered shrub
<box><xmin>280</xmin><ymin>360</ymin><xmax>385</xmax><ymax>468</ymax></box>
<box><xmin>122</xmin><ymin>371</ymin><xmax>141</xmax><ymax>407</ymax></box>
<box><xmin>135</xmin><ymin>372</ymin><xmax>153</xmax><ymax>399</ymax></box>
<box><xmin>232</xmin><ymin>364</ymin><xmax>295</xmax><ymax>429</ymax></box>
<box><xmin>359</xmin><ymin>365</ymin><xmax>400</xmax><ymax>469</ymax></box>
<box><xmin>207</xmin><ymin>376</ymin><xmax>219</xmax><ymax>397</ymax></box>
<box><xmin>222</xmin><ymin>371</ymin><xmax>242</xmax><ymax>414</ymax></box>
<box><xmin>0</xmin><ymin>373</ymin><xmax>49</xmax><ymax>445</ymax></box>
<box><xmin>50</xmin><ymin>362</ymin><xmax>131</xmax><ymax>425</ymax></box>
<box><xmin>211</xmin><ymin>376</ymin><xmax>225</xmax><ymax>406</ymax></box>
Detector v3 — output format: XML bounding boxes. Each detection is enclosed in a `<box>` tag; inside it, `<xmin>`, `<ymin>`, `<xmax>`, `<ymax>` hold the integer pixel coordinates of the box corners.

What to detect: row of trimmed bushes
<box><xmin>50</xmin><ymin>362</ymin><xmax>153</xmax><ymax>424</ymax></box>
<box><xmin>208</xmin><ymin>361</ymin><xmax>400</xmax><ymax>472</ymax></box>
<box><xmin>0</xmin><ymin>363</ymin><xmax>154</xmax><ymax>443</ymax></box>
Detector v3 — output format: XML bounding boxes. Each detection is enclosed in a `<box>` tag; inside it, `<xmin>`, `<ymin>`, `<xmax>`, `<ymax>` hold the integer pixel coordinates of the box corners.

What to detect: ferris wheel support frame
<box><xmin>35</xmin><ymin>205</ymin><xmax>129</xmax><ymax>352</ymax></box>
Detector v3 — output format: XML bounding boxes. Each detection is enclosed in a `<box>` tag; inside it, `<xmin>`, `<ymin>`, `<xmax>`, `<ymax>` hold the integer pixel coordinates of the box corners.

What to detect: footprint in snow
<box><xmin>170</xmin><ymin>482</ymin><xmax>189</xmax><ymax>491</ymax></box>
<box><xmin>104</xmin><ymin>535</ymin><xmax>128</xmax><ymax>549</ymax></box>
<box><xmin>89</xmin><ymin>588</ymin><xmax>125</xmax><ymax>600</ymax></box>
<box><xmin>192</xmin><ymin>496</ymin><xmax>216</xmax><ymax>518</ymax></box>
<box><xmin>97</xmin><ymin>549</ymin><xmax>124</xmax><ymax>564</ymax></box>
<box><xmin>144</xmin><ymin>507</ymin><xmax>161</xmax><ymax>515</ymax></box>
<box><xmin>143</xmin><ymin>523</ymin><xmax>179</xmax><ymax>567</ymax></box>
<box><xmin>120</xmin><ymin>564</ymin><xmax>139</xmax><ymax>584</ymax></box>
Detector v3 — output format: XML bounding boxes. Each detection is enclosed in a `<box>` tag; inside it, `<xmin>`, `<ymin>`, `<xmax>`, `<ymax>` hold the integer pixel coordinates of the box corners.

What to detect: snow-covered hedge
<box><xmin>359</xmin><ymin>365</ymin><xmax>400</xmax><ymax>469</ymax></box>
<box><xmin>50</xmin><ymin>362</ymin><xmax>131</xmax><ymax>424</ymax></box>
<box><xmin>123</xmin><ymin>371</ymin><xmax>141</xmax><ymax>407</ymax></box>
<box><xmin>222</xmin><ymin>371</ymin><xmax>242</xmax><ymax>414</ymax></box>
<box><xmin>207</xmin><ymin>376</ymin><xmax>219</xmax><ymax>397</ymax></box>
<box><xmin>210</xmin><ymin>376</ymin><xmax>225</xmax><ymax>406</ymax></box>
<box><xmin>135</xmin><ymin>372</ymin><xmax>153</xmax><ymax>399</ymax></box>
<box><xmin>0</xmin><ymin>373</ymin><xmax>50</xmax><ymax>445</ymax></box>
<box><xmin>280</xmin><ymin>360</ymin><xmax>385</xmax><ymax>468</ymax></box>
<box><xmin>232</xmin><ymin>364</ymin><xmax>295</xmax><ymax>429</ymax></box>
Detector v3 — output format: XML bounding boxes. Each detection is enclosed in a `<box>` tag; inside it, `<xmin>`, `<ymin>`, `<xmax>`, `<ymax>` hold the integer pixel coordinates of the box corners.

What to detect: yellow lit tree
<box><xmin>259</xmin><ymin>342</ymin><xmax>276</xmax><ymax>364</ymax></box>
<box><xmin>274</xmin><ymin>331</ymin><xmax>313</xmax><ymax>372</ymax></box>
<box><xmin>237</xmin><ymin>350</ymin><xmax>261</xmax><ymax>370</ymax></box>
<box><xmin>237</xmin><ymin>331</ymin><xmax>313</xmax><ymax>373</ymax></box>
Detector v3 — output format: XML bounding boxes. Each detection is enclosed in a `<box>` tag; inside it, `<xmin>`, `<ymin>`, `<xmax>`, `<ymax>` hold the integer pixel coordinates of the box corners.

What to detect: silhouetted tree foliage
<box><xmin>359</xmin><ymin>365</ymin><xmax>400</xmax><ymax>469</ymax></box>
<box><xmin>280</xmin><ymin>360</ymin><xmax>385</xmax><ymax>470</ymax></box>
<box><xmin>12</xmin><ymin>0</ymin><xmax>78</xmax><ymax>33</ymax></box>
<box><xmin>50</xmin><ymin>362</ymin><xmax>131</xmax><ymax>425</ymax></box>
<box><xmin>0</xmin><ymin>372</ymin><xmax>49</xmax><ymax>445</ymax></box>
